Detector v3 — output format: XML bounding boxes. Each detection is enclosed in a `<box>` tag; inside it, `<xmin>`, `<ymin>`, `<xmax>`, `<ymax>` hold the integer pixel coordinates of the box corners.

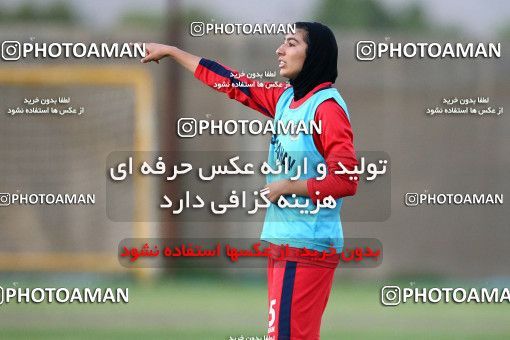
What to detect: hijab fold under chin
<box><xmin>289</xmin><ymin>22</ymin><xmax>338</xmax><ymax>101</ymax></box>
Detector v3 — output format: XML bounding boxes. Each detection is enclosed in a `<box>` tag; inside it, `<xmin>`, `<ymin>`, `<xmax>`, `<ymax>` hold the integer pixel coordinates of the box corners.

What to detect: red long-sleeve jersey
<box><xmin>194</xmin><ymin>58</ymin><xmax>358</xmax><ymax>203</ymax></box>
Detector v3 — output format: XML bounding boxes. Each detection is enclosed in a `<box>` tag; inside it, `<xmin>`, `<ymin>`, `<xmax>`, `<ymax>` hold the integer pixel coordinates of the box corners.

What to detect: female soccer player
<box><xmin>140</xmin><ymin>22</ymin><xmax>358</xmax><ymax>339</ymax></box>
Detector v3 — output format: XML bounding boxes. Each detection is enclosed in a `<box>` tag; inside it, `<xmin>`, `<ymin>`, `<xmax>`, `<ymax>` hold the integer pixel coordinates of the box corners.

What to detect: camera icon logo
<box><xmin>0</xmin><ymin>193</ymin><xmax>11</xmax><ymax>206</ymax></box>
<box><xmin>1</xmin><ymin>41</ymin><xmax>21</xmax><ymax>61</ymax></box>
<box><xmin>177</xmin><ymin>118</ymin><xmax>197</xmax><ymax>138</ymax></box>
<box><xmin>356</xmin><ymin>41</ymin><xmax>376</xmax><ymax>61</ymax></box>
<box><xmin>190</xmin><ymin>22</ymin><xmax>205</xmax><ymax>37</ymax></box>
<box><xmin>404</xmin><ymin>193</ymin><xmax>419</xmax><ymax>207</ymax></box>
<box><xmin>381</xmin><ymin>285</ymin><xmax>401</xmax><ymax>306</ymax></box>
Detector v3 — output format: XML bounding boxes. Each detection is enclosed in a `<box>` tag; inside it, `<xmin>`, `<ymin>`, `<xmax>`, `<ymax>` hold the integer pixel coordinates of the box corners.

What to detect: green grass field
<box><xmin>1</xmin><ymin>275</ymin><xmax>509</xmax><ymax>339</ymax></box>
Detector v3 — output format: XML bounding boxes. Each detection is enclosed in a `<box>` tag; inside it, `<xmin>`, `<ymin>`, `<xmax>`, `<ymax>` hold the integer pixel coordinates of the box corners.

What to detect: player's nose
<box><xmin>276</xmin><ymin>44</ymin><xmax>285</xmax><ymax>56</ymax></box>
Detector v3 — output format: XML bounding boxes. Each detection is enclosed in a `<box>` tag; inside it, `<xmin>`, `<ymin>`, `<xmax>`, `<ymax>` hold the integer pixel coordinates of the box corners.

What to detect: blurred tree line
<box><xmin>120</xmin><ymin>8</ymin><xmax>211</xmax><ymax>30</ymax></box>
<box><xmin>0</xmin><ymin>1</ymin><xmax>74</xmax><ymax>24</ymax></box>
<box><xmin>316</xmin><ymin>0</ymin><xmax>428</xmax><ymax>31</ymax></box>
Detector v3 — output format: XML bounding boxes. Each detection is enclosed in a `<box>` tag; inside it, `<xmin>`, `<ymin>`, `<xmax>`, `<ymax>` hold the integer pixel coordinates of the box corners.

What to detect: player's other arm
<box><xmin>305</xmin><ymin>100</ymin><xmax>358</xmax><ymax>204</ymax></box>
<box><xmin>264</xmin><ymin>100</ymin><xmax>358</xmax><ymax>203</ymax></box>
<box><xmin>139</xmin><ymin>43</ymin><xmax>286</xmax><ymax>118</ymax></box>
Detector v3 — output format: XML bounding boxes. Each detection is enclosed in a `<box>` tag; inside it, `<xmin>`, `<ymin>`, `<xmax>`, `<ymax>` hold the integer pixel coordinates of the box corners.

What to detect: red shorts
<box><xmin>266</xmin><ymin>244</ymin><xmax>339</xmax><ymax>340</ymax></box>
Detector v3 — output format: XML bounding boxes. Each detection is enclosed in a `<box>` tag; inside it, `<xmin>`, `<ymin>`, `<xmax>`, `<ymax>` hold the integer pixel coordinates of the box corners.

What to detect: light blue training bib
<box><xmin>260</xmin><ymin>86</ymin><xmax>350</xmax><ymax>252</ymax></box>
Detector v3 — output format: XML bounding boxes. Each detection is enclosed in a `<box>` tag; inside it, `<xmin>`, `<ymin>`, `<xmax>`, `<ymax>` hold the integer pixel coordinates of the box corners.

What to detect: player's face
<box><xmin>276</xmin><ymin>29</ymin><xmax>307</xmax><ymax>80</ymax></box>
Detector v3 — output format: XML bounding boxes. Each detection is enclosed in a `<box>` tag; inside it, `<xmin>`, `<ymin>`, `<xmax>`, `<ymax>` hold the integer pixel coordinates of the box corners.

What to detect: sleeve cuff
<box><xmin>306</xmin><ymin>178</ymin><xmax>318</xmax><ymax>205</ymax></box>
<box><xmin>193</xmin><ymin>57</ymin><xmax>206</xmax><ymax>79</ymax></box>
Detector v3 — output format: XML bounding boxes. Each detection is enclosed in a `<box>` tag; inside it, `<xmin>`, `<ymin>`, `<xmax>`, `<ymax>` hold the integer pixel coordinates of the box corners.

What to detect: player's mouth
<box><xmin>278</xmin><ymin>59</ymin><xmax>286</xmax><ymax>68</ymax></box>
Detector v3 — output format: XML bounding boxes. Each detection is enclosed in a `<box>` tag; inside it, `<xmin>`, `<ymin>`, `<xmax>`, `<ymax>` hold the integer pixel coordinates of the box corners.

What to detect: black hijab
<box><xmin>289</xmin><ymin>22</ymin><xmax>338</xmax><ymax>101</ymax></box>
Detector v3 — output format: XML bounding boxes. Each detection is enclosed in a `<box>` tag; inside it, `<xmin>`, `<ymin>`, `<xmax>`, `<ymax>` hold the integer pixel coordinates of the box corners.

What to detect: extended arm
<box><xmin>139</xmin><ymin>43</ymin><xmax>287</xmax><ymax>117</ymax></box>
<box><xmin>141</xmin><ymin>43</ymin><xmax>200</xmax><ymax>74</ymax></box>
